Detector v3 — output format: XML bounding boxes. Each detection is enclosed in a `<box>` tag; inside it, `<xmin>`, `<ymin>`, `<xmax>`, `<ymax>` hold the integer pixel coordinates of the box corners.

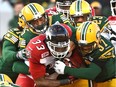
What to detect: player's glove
<box><xmin>16</xmin><ymin>49</ymin><xmax>27</xmax><ymax>60</ymax></box>
<box><xmin>60</xmin><ymin>14</ymin><xmax>69</xmax><ymax>24</ymax></box>
<box><xmin>54</xmin><ymin>60</ymin><xmax>66</xmax><ymax>74</ymax></box>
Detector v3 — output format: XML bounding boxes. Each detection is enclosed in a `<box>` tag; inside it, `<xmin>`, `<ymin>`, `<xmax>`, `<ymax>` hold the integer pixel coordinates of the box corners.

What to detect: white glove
<box><xmin>54</xmin><ymin>60</ymin><xmax>66</xmax><ymax>74</ymax></box>
<box><xmin>16</xmin><ymin>49</ymin><xmax>27</xmax><ymax>60</ymax></box>
<box><xmin>60</xmin><ymin>14</ymin><xmax>69</xmax><ymax>23</ymax></box>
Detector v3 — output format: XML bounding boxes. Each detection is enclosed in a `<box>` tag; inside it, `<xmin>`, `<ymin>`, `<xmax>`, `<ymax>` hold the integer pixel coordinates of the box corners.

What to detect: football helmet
<box><xmin>56</xmin><ymin>0</ymin><xmax>75</xmax><ymax>18</ymax></box>
<box><xmin>0</xmin><ymin>74</ymin><xmax>19</xmax><ymax>87</ymax></box>
<box><xmin>110</xmin><ymin>0</ymin><xmax>116</xmax><ymax>16</ymax></box>
<box><xmin>69</xmin><ymin>0</ymin><xmax>92</xmax><ymax>27</ymax></box>
<box><xmin>18</xmin><ymin>3</ymin><xmax>48</xmax><ymax>33</ymax></box>
<box><xmin>76</xmin><ymin>21</ymin><xmax>101</xmax><ymax>56</ymax></box>
<box><xmin>91</xmin><ymin>1</ymin><xmax>102</xmax><ymax>9</ymax></box>
<box><xmin>46</xmin><ymin>22</ymin><xmax>70</xmax><ymax>59</ymax></box>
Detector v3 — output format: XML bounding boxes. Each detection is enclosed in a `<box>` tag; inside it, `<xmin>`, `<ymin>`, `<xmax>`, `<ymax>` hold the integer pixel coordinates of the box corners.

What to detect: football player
<box><xmin>12</xmin><ymin>3</ymin><xmax>48</xmax><ymax>87</ymax></box>
<box><xmin>69</xmin><ymin>0</ymin><xmax>110</xmax><ymax>33</ymax></box>
<box><xmin>54</xmin><ymin>21</ymin><xmax>116</xmax><ymax>87</ymax></box>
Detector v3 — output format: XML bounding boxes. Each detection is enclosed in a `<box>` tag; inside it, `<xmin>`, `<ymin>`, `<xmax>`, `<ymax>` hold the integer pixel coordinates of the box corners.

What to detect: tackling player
<box><xmin>0</xmin><ymin>26</ymin><xmax>23</xmax><ymax>82</ymax></box>
<box><xmin>12</xmin><ymin>3</ymin><xmax>48</xmax><ymax>87</ymax></box>
<box><xmin>54</xmin><ymin>21</ymin><xmax>116</xmax><ymax>87</ymax></box>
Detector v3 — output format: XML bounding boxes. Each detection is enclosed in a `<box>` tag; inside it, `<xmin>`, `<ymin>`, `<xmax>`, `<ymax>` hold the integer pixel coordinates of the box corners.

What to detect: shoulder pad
<box><xmin>4</xmin><ymin>28</ymin><xmax>21</xmax><ymax>44</ymax></box>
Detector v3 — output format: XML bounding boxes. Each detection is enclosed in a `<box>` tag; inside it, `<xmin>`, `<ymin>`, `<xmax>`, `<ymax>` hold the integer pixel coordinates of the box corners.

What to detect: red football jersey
<box><xmin>26</xmin><ymin>34</ymin><xmax>54</xmax><ymax>80</ymax></box>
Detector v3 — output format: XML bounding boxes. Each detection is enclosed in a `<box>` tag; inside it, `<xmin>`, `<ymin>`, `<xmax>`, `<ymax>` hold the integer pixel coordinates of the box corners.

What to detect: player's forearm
<box><xmin>12</xmin><ymin>61</ymin><xmax>30</xmax><ymax>74</ymax></box>
<box><xmin>35</xmin><ymin>78</ymin><xmax>60</xmax><ymax>87</ymax></box>
<box><xmin>64</xmin><ymin>62</ymin><xmax>101</xmax><ymax>80</ymax></box>
<box><xmin>2</xmin><ymin>40</ymin><xmax>18</xmax><ymax>62</ymax></box>
<box><xmin>35</xmin><ymin>77</ymin><xmax>70</xmax><ymax>87</ymax></box>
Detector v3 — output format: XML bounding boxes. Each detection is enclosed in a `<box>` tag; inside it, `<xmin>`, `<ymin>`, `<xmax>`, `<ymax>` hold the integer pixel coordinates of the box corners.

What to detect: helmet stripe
<box><xmin>81</xmin><ymin>22</ymin><xmax>91</xmax><ymax>40</ymax></box>
<box><xmin>28</xmin><ymin>4</ymin><xmax>40</xmax><ymax>15</ymax></box>
<box><xmin>0</xmin><ymin>74</ymin><xmax>4</xmax><ymax>81</ymax></box>
<box><xmin>80</xmin><ymin>22</ymin><xmax>86</xmax><ymax>40</ymax></box>
<box><xmin>28</xmin><ymin>4</ymin><xmax>37</xmax><ymax>15</ymax></box>
<box><xmin>76</xmin><ymin>0</ymin><xmax>82</xmax><ymax>13</ymax></box>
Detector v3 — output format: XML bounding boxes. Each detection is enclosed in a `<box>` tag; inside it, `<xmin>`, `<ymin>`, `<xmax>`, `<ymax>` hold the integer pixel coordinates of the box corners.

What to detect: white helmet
<box><xmin>56</xmin><ymin>0</ymin><xmax>75</xmax><ymax>18</ymax></box>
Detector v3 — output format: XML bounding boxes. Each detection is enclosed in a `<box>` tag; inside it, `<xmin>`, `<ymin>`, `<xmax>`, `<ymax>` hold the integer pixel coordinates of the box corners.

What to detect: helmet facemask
<box><xmin>110</xmin><ymin>0</ymin><xmax>116</xmax><ymax>16</ymax></box>
<box><xmin>28</xmin><ymin>13</ymin><xmax>48</xmax><ymax>33</ymax></box>
<box><xmin>56</xmin><ymin>1</ymin><xmax>72</xmax><ymax>18</ymax></box>
<box><xmin>78</xmin><ymin>41</ymin><xmax>98</xmax><ymax>56</ymax></box>
<box><xmin>70</xmin><ymin>13</ymin><xmax>92</xmax><ymax>27</ymax></box>
<box><xmin>47</xmin><ymin>39</ymin><xmax>70</xmax><ymax>59</ymax></box>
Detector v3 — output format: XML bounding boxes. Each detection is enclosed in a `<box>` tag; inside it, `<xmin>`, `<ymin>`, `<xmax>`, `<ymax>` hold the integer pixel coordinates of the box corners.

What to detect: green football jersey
<box><xmin>18</xmin><ymin>28</ymin><xmax>40</xmax><ymax>50</ymax></box>
<box><xmin>92</xmin><ymin>16</ymin><xmax>108</xmax><ymax>32</ymax></box>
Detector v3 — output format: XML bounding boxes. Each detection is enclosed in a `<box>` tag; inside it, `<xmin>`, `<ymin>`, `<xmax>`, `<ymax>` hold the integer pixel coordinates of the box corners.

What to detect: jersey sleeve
<box><xmin>29</xmin><ymin>59</ymin><xmax>46</xmax><ymax>80</ymax></box>
<box><xmin>2</xmin><ymin>40</ymin><xmax>18</xmax><ymax>62</ymax></box>
<box><xmin>12</xmin><ymin>60</ymin><xmax>29</xmax><ymax>74</ymax></box>
<box><xmin>2</xmin><ymin>28</ymin><xmax>21</xmax><ymax>63</ymax></box>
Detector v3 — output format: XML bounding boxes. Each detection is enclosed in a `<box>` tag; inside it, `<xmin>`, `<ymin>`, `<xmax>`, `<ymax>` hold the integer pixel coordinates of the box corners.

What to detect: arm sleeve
<box><xmin>2</xmin><ymin>40</ymin><xmax>18</xmax><ymax>63</ymax></box>
<box><xmin>12</xmin><ymin>61</ymin><xmax>30</xmax><ymax>74</ymax></box>
<box><xmin>29</xmin><ymin>58</ymin><xmax>46</xmax><ymax>80</ymax></box>
<box><xmin>64</xmin><ymin>62</ymin><xmax>101</xmax><ymax>80</ymax></box>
